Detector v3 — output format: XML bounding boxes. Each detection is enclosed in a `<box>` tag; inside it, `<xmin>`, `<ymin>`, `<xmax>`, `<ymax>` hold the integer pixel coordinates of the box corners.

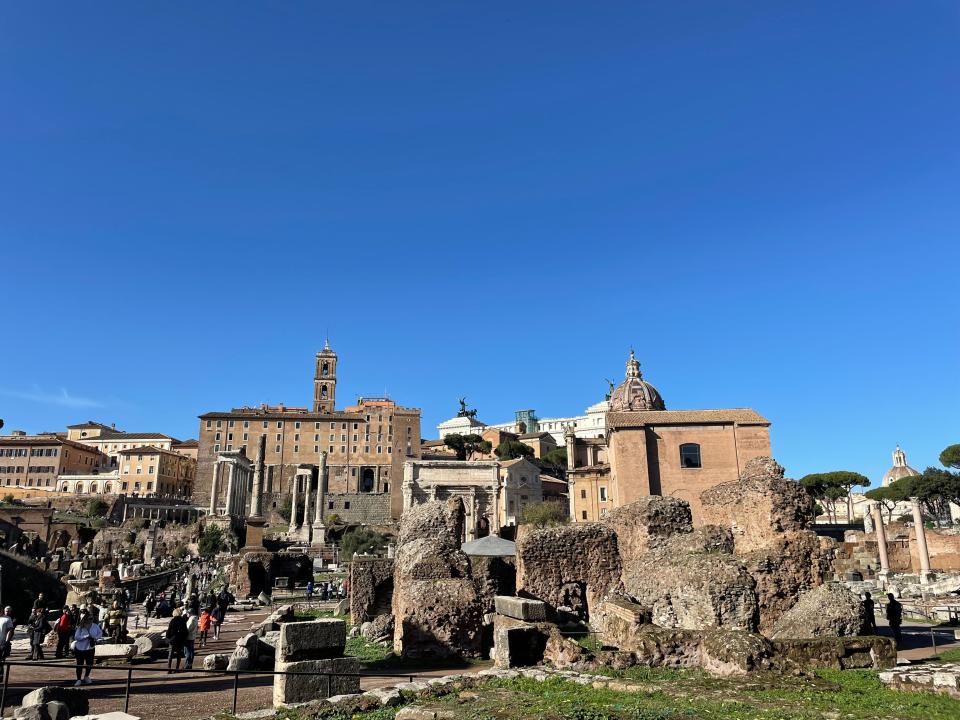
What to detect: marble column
<box><xmin>303</xmin><ymin>475</ymin><xmax>312</xmax><ymax>541</ymax></box>
<box><xmin>225</xmin><ymin>462</ymin><xmax>237</xmax><ymax>516</ymax></box>
<box><xmin>209</xmin><ymin>461</ymin><xmax>220</xmax><ymax>515</ymax></box>
<box><xmin>870</xmin><ymin>501</ymin><xmax>890</xmax><ymax>582</ymax></box>
<box><xmin>911</xmin><ymin>497</ymin><xmax>933</xmax><ymax>583</ymax></box>
<box><xmin>288</xmin><ymin>473</ymin><xmax>299</xmax><ymax>534</ymax></box>
<box><xmin>313</xmin><ymin>453</ymin><xmax>327</xmax><ymax>544</ymax></box>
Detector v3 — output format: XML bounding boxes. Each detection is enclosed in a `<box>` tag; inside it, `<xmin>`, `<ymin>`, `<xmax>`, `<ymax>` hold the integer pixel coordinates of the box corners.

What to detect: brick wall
<box><xmin>324</xmin><ymin>493</ymin><xmax>393</xmax><ymax>526</ymax></box>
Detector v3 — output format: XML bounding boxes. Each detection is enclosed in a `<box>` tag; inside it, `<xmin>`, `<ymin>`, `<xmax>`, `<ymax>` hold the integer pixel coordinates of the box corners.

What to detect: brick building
<box><xmin>195</xmin><ymin>342</ymin><xmax>421</xmax><ymax>522</ymax></box>
<box><xmin>567</xmin><ymin>351</ymin><xmax>772</xmax><ymax>524</ymax></box>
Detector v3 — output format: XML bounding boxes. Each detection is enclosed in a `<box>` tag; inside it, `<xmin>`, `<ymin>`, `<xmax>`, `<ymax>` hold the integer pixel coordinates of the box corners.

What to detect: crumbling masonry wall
<box><xmin>349</xmin><ymin>557</ymin><xmax>394</xmax><ymax>625</ymax></box>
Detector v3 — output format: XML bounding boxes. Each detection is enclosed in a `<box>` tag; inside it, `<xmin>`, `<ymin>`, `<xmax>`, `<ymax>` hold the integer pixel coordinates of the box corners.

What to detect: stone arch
<box><xmin>360</xmin><ymin>468</ymin><xmax>375</xmax><ymax>493</ymax></box>
<box><xmin>89</xmin><ymin>482</ymin><xmax>98</xmax><ymax>493</ymax></box>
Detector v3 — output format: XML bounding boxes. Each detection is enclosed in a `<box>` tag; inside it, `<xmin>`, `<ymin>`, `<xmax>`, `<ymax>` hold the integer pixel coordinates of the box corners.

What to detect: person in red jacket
<box><xmin>55</xmin><ymin>606</ymin><xmax>74</xmax><ymax>659</ymax></box>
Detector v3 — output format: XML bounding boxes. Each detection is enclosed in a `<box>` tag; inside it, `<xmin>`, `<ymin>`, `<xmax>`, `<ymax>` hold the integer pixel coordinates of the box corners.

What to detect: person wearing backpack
<box><xmin>55</xmin><ymin>606</ymin><xmax>74</xmax><ymax>659</ymax></box>
<box><xmin>27</xmin><ymin>607</ymin><xmax>51</xmax><ymax>661</ymax></box>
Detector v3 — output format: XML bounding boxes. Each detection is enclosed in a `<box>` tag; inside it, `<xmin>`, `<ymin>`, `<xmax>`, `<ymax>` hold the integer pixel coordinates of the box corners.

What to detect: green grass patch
<box><xmin>935</xmin><ymin>647</ymin><xmax>960</xmax><ymax>662</ymax></box>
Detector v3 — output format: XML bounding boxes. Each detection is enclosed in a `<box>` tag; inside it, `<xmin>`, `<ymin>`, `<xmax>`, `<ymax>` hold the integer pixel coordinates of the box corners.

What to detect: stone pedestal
<box><xmin>272</xmin><ymin>618</ymin><xmax>357</xmax><ymax>707</ymax></box>
<box><xmin>242</xmin><ymin>517</ymin><xmax>267</xmax><ymax>553</ymax></box>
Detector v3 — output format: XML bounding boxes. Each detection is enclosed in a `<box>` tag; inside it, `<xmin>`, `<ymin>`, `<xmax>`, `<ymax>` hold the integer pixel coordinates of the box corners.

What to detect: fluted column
<box><xmin>209</xmin><ymin>461</ymin><xmax>220</xmax><ymax>515</ymax></box>
<box><xmin>911</xmin><ymin>497</ymin><xmax>933</xmax><ymax>583</ymax></box>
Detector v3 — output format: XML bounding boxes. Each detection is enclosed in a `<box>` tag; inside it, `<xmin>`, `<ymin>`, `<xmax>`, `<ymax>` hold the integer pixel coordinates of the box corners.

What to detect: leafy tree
<box><xmin>520</xmin><ymin>501</ymin><xmax>570</xmax><ymax>527</ymax></box>
<box><xmin>278</xmin><ymin>494</ymin><xmax>292</xmax><ymax>522</ymax></box>
<box><xmin>198</xmin><ymin>525</ymin><xmax>225</xmax><ymax>557</ymax></box>
<box><xmin>1</xmin><ymin>494</ymin><xmax>13</xmax><ymax>505</ymax></box>
<box><xmin>864</xmin><ymin>484</ymin><xmax>908</xmax><ymax>524</ymax></box>
<box><xmin>443</xmin><ymin>433</ymin><xmax>492</xmax><ymax>461</ymax></box>
<box><xmin>940</xmin><ymin>444</ymin><xmax>960</xmax><ymax>470</ymax></box>
<box><xmin>541</xmin><ymin>448</ymin><xmax>567</xmax><ymax>470</ymax></box>
<box><xmin>898</xmin><ymin>467</ymin><xmax>960</xmax><ymax>523</ymax></box>
<box><xmin>86</xmin><ymin>499</ymin><xmax>110</xmax><ymax>517</ymax></box>
<box><xmin>495</xmin><ymin>440</ymin><xmax>535</xmax><ymax>461</ymax></box>
<box><xmin>341</xmin><ymin>528</ymin><xmax>389</xmax><ymax>557</ymax></box>
<box><xmin>800</xmin><ymin>471</ymin><xmax>869</xmax><ymax>523</ymax></box>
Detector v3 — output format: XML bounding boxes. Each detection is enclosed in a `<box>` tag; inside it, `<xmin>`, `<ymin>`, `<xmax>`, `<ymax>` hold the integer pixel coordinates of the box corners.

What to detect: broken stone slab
<box><xmin>14</xmin><ymin>703</ymin><xmax>69</xmax><ymax>720</ymax></box>
<box><xmin>273</xmin><ymin>657</ymin><xmax>360</xmax><ymax>707</ymax></box>
<box><xmin>363</xmin><ymin>688</ymin><xmax>403</xmax><ymax>707</ymax></box>
<box><xmin>203</xmin><ymin>653</ymin><xmax>229</xmax><ymax>670</ymax></box>
<box><xmin>133</xmin><ymin>632</ymin><xmax>167</xmax><ymax>655</ymax></box>
<box><xmin>278</xmin><ymin>619</ymin><xmax>346</xmax><ymax>661</ymax></box>
<box><xmin>20</xmin><ymin>688</ymin><xmax>88</xmax><ymax>717</ymax></box>
<box><xmin>494</xmin><ymin>596</ymin><xmax>547</xmax><ymax>622</ymax></box>
<box><xmin>70</xmin><ymin>714</ymin><xmax>141</xmax><ymax>720</ymax></box>
<box><xmin>94</xmin><ymin>643</ymin><xmax>137</xmax><ymax>660</ymax></box>
<box><xmin>395</xmin><ymin>708</ymin><xmax>458</xmax><ymax>720</ymax></box>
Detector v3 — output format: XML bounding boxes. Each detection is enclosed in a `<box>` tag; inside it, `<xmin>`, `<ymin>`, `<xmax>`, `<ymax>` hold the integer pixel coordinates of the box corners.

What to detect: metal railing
<box><xmin>0</xmin><ymin>660</ymin><xmax>424</xmax><ymax>718</ymax></box>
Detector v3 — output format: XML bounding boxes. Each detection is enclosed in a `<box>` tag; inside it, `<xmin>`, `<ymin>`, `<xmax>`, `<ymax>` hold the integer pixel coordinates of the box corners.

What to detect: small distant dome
<box><xmin>609</xmin><ymin>350</ymin><xmax>665</xmax><ymax>412</ymax></box>
<box><xmin>882</xmin><ymin>446</ymin><xmax>920</xmax><ymax>487</ymax></box>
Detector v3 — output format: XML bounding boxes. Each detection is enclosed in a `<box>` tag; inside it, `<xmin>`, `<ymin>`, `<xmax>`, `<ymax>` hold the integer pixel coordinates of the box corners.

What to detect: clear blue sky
<box><xmin>1</xmin><ymin>2</ymin><xmax>957</xmax><ymax>487</ymax></box>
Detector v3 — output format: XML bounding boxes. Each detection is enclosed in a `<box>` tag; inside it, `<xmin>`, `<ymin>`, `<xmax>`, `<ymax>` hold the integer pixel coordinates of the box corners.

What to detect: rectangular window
<box><xmin>295</xmin><ymin>422</ymin><xmax>301</xmax><ymax>429</ymax></box>
<box><xmin>599</xmin><ymin>487</ymin><xmax>607</xmax><ymax>502</ymax></box>
<box><xmin>294</xmin><ymin>445</ymin><xmax>299</xmax><ymax>453</ymax></box>
<box><xmin>277</xmin><ymin>421</ymin><xmax>283</xmax><ymax>428</ymax></box>
<box><xmin>228</xmin><ymin>420</ymin><xmax>234</xmax><ymax>428</ymax></box>
<box><xmin>341</xmin><ymin>446</ymin><xmax>345</xmax><ymax>453</ymax></box>
<box><xmin>227</xmin><ymin>433</ymin><xmax>233</xmax><ymax>441</ymax></box>
<box><xmin>136</xmin><ymin>467</ymin><xmax>142</xmax><ymax>475</ymax></box>
<box><xmin>243</xmin><ymin>433</ymin><xmax>248</xmax><ymax>441</ymax></box>
<box><xmin>149</xmin><ymin>466</ymin><xmax>155</xmax><ymax>474</ymax></box>
<box><xmin>243</xmin><ymin>420</ymin><xmax>249</xmax><ymax>428</ymax></box>
<box><xmin>294</xmin><ymin>433</ymin><xmax>300</xmax><ymax>442</ymax></box>
<box><xmin>315</xmin><ymin>422</ymin><xmax>320</xmax><ymax>429</ymax></box>
<box><xmin>314</xmin><ymin>446</ymin><xmax>319</xmax><ymax>453</ymax></box>
<box><xmin>344</xmin><ymin>501</ymin><xmax>350</xmax><ymax>509</ymax></box>
<box><xmin>214</xmin><ymin>444</ymin><xmax>220</xmax><ymax>452</ymax></box>
<box><xmin>206</xmin><ymin>420</ymin><xmax>212</xmax><ymax>429</ymax></box>
<box><xmin>263</xmin><ymin>421</ymin><xmax>268</xmax><ymax>429</ymax></box>
<box><xmin>330</xmin><ymin>422</ymin><xmax>335</xmax><ymax>429</ymax></box>
<box><xmin>580</xmin><ymin>489</ymin><xmax>586</xmax><ymax>499</ymax></box>
<box><xmin>276</xmin><ymin>434</ymin><xmax>282</xmax><ymax>441</ymax></box>
<box><xmin>582</xmin><ymin>511</ymin><xmax>587</xmax><ymax>520</ymax></box>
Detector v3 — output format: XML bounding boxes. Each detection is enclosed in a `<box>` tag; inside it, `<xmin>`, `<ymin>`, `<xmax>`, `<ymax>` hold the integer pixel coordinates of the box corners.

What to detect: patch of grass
<box><xmin>935</xmin><ymin>647</ymin><xmax>960</xmax><ymax>662</ymax></box>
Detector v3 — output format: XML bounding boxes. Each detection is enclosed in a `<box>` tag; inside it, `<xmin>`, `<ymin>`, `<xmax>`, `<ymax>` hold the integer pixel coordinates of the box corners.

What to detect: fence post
<box><xmin>232</xmin><ymin>670</ymin><xmax>240</xmax><ymax>714</ymax></box>
<box><xmin>931</xmin><ymin>627</ymin><xmax>938</xmax><ymax>654</ymax></box>
<box><xmin>123</xmin><ymin>666</ymin><xmax>133</xmax><ymax>713</ymax></box>
<box><xmin>0</xmin><ymin>662</ymin><xmax>10</xmax><ymax>717</ymax></box>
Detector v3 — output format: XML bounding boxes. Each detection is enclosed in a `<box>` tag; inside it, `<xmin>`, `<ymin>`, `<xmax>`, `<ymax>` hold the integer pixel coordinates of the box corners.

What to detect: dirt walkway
<box><xmin>0</xmin><ymin>606</ymin><xmax>487</xmax><ymax>720</ymax></box>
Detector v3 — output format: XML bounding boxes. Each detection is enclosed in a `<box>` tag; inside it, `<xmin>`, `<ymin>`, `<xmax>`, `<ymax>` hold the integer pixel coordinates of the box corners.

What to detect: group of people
<box><xmin>0</xmin><ymin>603</ymin><xmax>106</xmax><ymax>686</ymax></box>
<box><xmin>305</xmin><ymin>578</ymin><xmax>346</xmax><ymax>601</ymax></box>
<box><xmin>163</xmin><ymin>586</ymin><xmax>234</xmax><ymax>672</ymax></box>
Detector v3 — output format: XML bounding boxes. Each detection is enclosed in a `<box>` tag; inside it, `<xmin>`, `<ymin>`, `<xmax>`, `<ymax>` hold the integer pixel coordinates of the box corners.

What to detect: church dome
<box><xmin>881</xmin><ymin>446</ymin><xmax>920</xmax><ymax>487</ymax></box>
<box><xmin>609</xmin><ymin>350</ymin><xmax>665</xmax><ymax>412</ymax></box>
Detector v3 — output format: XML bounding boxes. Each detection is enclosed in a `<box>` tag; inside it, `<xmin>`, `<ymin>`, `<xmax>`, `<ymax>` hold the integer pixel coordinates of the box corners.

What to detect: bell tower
<box><xmin>313</xmin><ymin>339</ymin><xmax>337</xmax><ymax>413</ymax></box>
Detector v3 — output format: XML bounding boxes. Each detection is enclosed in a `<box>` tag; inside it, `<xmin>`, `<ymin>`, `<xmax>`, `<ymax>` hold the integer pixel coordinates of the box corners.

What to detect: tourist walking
<box><xmin>306</xmin><ymin>580</ymin><xmax>314</xmax><ymax>601</ymax></box>
<box><xmin>28</xmin><ymin>607</ymin><xmax>51</xmax><ymax>661</ymax></box>
<box><xmin>198</xmin><ymin>608</ymin><xmax>212</xmax><ymax>648</ymax></box>
<box><xmin>210</xmin><ymin>604</ymin><xmax>224</xmax><ymax>641</ymax></box>
<box><xmin>55</xmin><ymin>606</ymin><xmax>74</xmax><ymax>659</ymax></box>
<box><xmin>886</xmin><ymin>593</ymin><xmax>903</xmax><ymax>647</ymax></box>
<box><xmin>144</xmin><ymin>592</ymin><xmax>156</xmax><ymax>619</ymax></box>
<box><xmin>107</xmin><ymin>602</ymin><xmax>125</xmax><ymax>643</ymax></box>
<box><xmin>73</xmin><ymin>610</ymin><xmax>102</xmax><ymax>686</ymax></box>
<box><xmin>184</xmin><ymin>610</ymin><xmax>198</xmax><ymax>670</ymax></box>
<box><xmin>165</xmin><ymin>609</ymin><xmax>188</xmax><ymax>673</ymax></box>
<box><xmin>862</xmin><ymin>592</ymin><xmax>877</xmax><ymax>634</ymax></box>
<box><xmin>0</xmin><ymin>607</ymin><xmax>15</xmax><ymax>661</ymax></box>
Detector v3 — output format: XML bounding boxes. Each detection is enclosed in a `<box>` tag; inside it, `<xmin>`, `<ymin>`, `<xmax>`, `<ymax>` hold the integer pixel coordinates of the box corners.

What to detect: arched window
<box><xmin>60</xmin><ymin>483</ymin><xmax>69</xmax><ymax>492</ymax></box>
<box><xmin>322</xmin><ymin>362</ymin><xmax>329</xmax><ymax>377</ymax></box>
<box><xmin>321</xmin><ymin>384</ymin><xmax>328</xmax><ymax>400</ymax></box>
<box><xmin>103</xmin><ymin>482</ymin><xmax>112</xmax><ymax>494</ymax></box>
<box><xmin>90</xmin><ymin>482</ymin><xmax>98</xmax><ymax>493</ymax></box>
<box><xmin>679</xmin><ymin>443</ymin><xmax>701</xmax><ymax>469</ymax></box>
